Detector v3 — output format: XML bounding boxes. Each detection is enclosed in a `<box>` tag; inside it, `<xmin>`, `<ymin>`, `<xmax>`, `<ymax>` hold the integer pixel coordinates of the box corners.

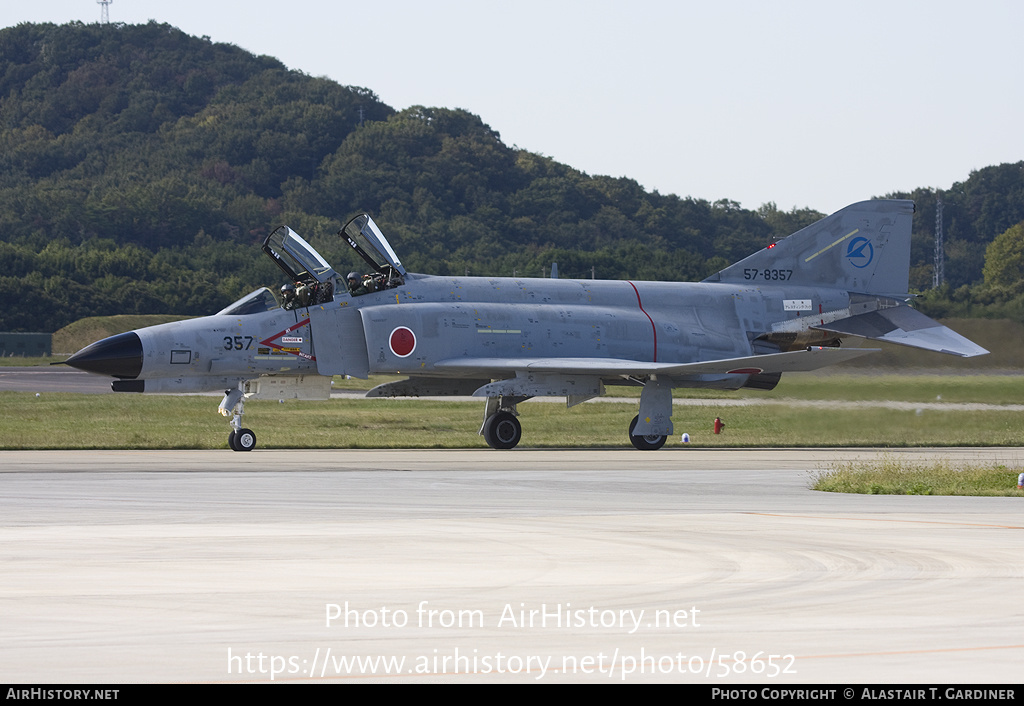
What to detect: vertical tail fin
<box><xmin>704</xmin><ymin>200</ymin><xmax>914</xmax><ymax>296</ymax></box>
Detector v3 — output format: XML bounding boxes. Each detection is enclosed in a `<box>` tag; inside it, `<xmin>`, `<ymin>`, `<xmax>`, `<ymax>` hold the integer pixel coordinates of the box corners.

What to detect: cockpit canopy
<box><xmin>262</xmin><ymin>226</ymin><xmax>337</xmax><ymax>308</ymax></box>
<box><xmin>341</xmin><ymin>214</ymin><xmax>407</xmax><ymax>280</ymax></box>
<box><xmin>263</xmin><ymin>226</ymin><xmax>338</xmax><ymax>286</ymax></box>
<box><xmin>260</xmin><ymin>215</ymin><xmax>405</xmax><ymax>303</ymax></box>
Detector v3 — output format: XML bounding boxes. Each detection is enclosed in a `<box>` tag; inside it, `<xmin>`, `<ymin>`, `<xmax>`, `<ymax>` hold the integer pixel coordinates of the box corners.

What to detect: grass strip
<box><xmin>4</xmin><ymin>392</ymin><xmax>1024</xmax><ymax>450</ymax></box>
<box><xmin>812</xmin><ymin>456</ymin><xmax>1024</xmax><ymax>496</ymax></box>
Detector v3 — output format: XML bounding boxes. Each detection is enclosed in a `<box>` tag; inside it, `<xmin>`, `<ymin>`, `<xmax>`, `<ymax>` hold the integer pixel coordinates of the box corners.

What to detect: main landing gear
<box><xmin>479</xmin><ymin>396</ymin><xmax>671</xmax><ymax>451</ymax></box>
<box><xmin>483</xmin><ymin>410</ymin><xmax>522</xmax><ymax>449</ymax></box>
<box><xmin>628</xmin><ymin>414</ymin><xmax>667</xmax><ymax>451</ymax></box>
<box><xmin>220</xmin><ymin>387</ymin><xmax>256</xmax><ymax>452</ymax></box>
<box><xmin>480</xmin><ymin>396</ymin><xmax>525</xmax><ymax>449</ymax></box>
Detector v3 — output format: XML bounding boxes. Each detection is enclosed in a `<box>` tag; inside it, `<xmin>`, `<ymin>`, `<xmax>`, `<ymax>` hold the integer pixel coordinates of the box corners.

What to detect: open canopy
<box><xmin>262</xmin><ymin>226</ymin><xmax>338</xmax><ymax>286</ymax></box>
<box><xmin>341</xmin><ymin>213</ymin><xmax>407</xmax><ymax>278</ymax></box>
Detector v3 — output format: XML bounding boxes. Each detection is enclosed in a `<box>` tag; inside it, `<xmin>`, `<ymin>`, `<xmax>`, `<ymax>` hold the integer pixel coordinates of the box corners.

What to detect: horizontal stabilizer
<box><xmin>434</xmin><ymin>347</ymin><xmax>877</xmax><ymax>378</ymax></box>
<box><xmin>813</xmin><ymin>306</ymin><xmax>988</xmax><ymax>357</ymax></box>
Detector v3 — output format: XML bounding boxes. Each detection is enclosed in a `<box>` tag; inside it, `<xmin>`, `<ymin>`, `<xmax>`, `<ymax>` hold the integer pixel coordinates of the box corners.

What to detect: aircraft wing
<box><xmin>433</xmin><ymin>346</ymin><xmax>878</xmax><ymax>378</ymax></box>
<box><xmin>812</xmin><ymin>305</ymin><xmax>988</xmax><ymax>358</ymax></box>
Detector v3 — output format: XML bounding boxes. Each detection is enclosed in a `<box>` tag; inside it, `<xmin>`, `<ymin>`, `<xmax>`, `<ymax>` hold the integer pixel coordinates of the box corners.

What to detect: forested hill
<box><xmin>2</xmin><ymin>22</ymin><xmax>1024</xmax><ymax>332</ymax></box>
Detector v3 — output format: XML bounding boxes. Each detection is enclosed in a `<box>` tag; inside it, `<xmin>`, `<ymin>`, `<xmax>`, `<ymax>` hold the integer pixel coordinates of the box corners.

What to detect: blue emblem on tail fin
<box><xmin>846</xmin><ymin>236</ymin><xmax>874</xmax><ymax>268</ymax></box>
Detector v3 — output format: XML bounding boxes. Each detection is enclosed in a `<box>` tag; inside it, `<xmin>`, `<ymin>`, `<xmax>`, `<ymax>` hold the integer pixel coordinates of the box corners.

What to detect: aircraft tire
<box><xmin>483</xmin><ymin>411</ymin><xmax>522</xmax><ymax>450</ymax></box>
<box><xmin>628</xmin><ymin>415</ymin><xmax>667</xmax><ymax>451</ymax></box>
<box><xmin>233</xmin><ymin>428</ymin><xmax>257</xmax><ymax>452</ymax></box>
<box><xmin>228</xmin><ymin>431</ymin><xmax>238</xmax><ymax>451</ymax></box>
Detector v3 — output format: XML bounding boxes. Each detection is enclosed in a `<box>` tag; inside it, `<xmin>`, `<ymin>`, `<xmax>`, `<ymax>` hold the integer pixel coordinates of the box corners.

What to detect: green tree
<box><xmin>982</xmin><ymin>221</ymin><xmax>1024</xmax><ymax>291</ymax></box>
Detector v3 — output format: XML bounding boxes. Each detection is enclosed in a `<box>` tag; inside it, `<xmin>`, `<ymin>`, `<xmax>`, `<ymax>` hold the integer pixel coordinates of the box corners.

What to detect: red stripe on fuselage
<box><xmin>627</xmin><ymin>281</ymin><xmax>657</xmax><ymax>362</ymax></box>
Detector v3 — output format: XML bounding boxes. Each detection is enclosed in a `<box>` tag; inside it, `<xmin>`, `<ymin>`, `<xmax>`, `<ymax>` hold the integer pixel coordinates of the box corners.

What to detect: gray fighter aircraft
<box><xmin>63</xmin><ymin>200</ymin><xmax>987</xmax><ymax>451</ymax></box>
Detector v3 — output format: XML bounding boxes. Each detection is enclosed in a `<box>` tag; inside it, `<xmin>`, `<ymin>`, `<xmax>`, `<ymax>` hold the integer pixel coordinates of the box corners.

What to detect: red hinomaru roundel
<box><xmin>389</xmin><ymin>326</ymin><xmax>416</xmax><ymax>357</ymax></box>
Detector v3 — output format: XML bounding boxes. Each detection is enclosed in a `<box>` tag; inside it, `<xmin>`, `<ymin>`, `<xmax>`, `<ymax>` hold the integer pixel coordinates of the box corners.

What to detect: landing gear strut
<box><xmin>220</xmin><ymin>386</ymin><xmax>257</xmax><ymax>452</ymax></box>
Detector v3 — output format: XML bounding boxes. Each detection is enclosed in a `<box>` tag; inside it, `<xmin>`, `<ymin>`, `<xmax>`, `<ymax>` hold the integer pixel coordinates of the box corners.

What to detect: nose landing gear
<box><xmin>228</xmin><ymin>427</ymin><xmax>257</xmax><ymax>452</ymax></box>
<box><xmin>220</xmin><ymin>387</ymin><xmax>257</xmax><ymax>452</ymax></box>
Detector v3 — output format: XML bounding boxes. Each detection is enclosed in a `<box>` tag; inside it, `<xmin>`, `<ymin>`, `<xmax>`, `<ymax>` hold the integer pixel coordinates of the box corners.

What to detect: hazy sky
<box><xmin>6</xmin><ymin>0</ymin><xmax>1024</xmax><ymax>213</ymax></box>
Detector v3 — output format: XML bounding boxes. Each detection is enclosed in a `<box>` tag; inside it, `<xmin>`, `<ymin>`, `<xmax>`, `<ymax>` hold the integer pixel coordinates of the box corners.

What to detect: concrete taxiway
<box><xmin>1</xmin><ymin>448</ymin><xmax>1022</xmax><ymax>684</ymax></box>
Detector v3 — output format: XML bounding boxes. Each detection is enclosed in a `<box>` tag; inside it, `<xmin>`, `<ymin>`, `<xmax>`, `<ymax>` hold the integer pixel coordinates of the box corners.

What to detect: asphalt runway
<box><xmin>1</xmin><ymin>448</ymin><xmax>1022</xmax><ymax>684</ymax></box>
<box><xmin>0</xmin><ymin>366</ymin><xmax>113</xmax><ymax>394</ymax></box>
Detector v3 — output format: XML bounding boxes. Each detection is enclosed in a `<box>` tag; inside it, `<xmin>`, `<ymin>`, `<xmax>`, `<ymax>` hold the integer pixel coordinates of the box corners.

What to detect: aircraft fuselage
<box><xmin>95</xmin><ymin>275</ymin><xmax>851</xmax><ymax>395</ymax></box>
<box><xmin>313</xmin><ymin>274</ymin><xmax>848</xmax><ymax>380</ymax></box>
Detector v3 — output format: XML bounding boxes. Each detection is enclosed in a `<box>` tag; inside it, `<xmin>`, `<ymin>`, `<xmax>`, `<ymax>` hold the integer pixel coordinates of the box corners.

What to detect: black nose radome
<box><xmin>64</xmin><ymin>332</ymin><xmax>143</xmax><ymax>379</ymax></box>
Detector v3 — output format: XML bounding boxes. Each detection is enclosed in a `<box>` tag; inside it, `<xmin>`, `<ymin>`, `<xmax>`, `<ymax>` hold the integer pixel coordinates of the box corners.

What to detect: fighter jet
<box><xmin>63</xmin><ymin>200</ymin><xmax>987</xmax><ymax>451</ymax></box>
